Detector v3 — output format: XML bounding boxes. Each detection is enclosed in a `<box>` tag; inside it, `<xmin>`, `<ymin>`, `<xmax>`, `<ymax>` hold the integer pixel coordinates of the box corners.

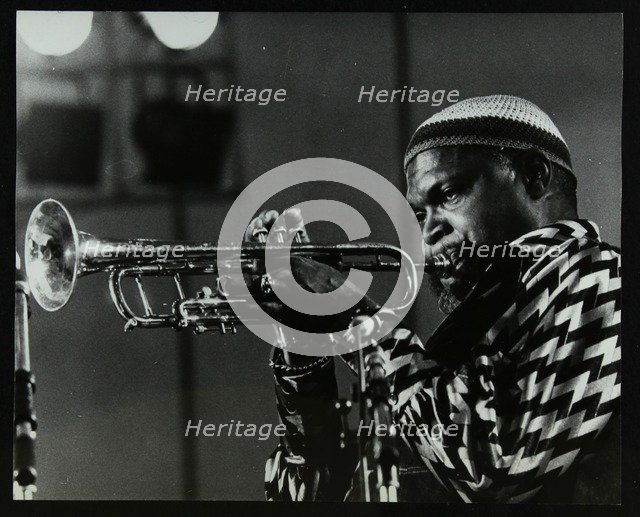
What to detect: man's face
<box><xmin>406</xmin><ymin>146</ymin><xmax>532</xmax><ymax>307</ymax></box>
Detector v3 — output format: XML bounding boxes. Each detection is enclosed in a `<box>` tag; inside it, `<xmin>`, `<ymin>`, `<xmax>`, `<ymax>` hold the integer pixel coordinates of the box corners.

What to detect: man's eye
<box><xmin>413</xmin><ymin>210</ymin><xmax>426</xmax><ymax>224</ymax></box>
<box><xmin>441</xmin><ymin>188</ymin><xmax>460</xmax><ymax>205</ymax></box>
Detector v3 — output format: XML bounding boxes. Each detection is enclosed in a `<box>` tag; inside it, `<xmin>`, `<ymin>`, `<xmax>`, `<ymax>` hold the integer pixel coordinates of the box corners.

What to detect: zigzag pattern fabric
<box><xmin>265</xmin><ymin>220</ymin><xmax>621</xmax><ymax>502</ymax></box>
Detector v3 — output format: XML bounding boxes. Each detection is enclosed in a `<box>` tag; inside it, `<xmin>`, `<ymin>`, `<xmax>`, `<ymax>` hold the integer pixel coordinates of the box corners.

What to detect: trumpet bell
<box><xmin>24</xmin><ymin>199</ymin><xmax>79</xmax><ymax>311</ymax></box>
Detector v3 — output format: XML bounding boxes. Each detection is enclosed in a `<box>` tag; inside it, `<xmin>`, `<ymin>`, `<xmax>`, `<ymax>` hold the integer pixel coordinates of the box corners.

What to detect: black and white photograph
<box><xmin>10</xmin><ymin>9</ymin><xmax>623</xmax><ymax>505</ymax></box>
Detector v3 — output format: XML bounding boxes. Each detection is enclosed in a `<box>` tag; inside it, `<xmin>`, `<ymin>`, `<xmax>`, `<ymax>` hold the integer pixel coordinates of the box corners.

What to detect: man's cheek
<box><xmin>455</xmin><ymin>227</ymin><xmax>479</xmax><ymax>248</ymax></box>
<box><xmin>462</xmin><ymin>215</ymin><xmax>496</xmax><ymax>245</ymax></box>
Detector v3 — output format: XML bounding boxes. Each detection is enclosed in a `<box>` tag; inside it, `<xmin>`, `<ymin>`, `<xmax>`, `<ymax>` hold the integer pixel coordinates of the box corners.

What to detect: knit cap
<box><xmin>404</xmin><ymin>95</ymin><xmax>572</xmax><ymax>172</ymax></box>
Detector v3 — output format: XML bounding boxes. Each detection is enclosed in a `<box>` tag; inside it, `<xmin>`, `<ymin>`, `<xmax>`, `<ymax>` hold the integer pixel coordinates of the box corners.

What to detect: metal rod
<box><xmin>174</xmin><ymin>273</ymin><xmax>186</xmax><ymax>299</ymax></box>
<box><xmin>134</xmin><ymin>275</ymin><xmax>153</xmax><ymax>316</ymax></box>
<box><xmin>355</xmin><ymin>325</ymin><xmax>371</xmax><ymax>502</ymax></box>
<box><xmin>14</xmin><ymin>252</ymin><xmax>37</xmax><ymax>500</ymax></box>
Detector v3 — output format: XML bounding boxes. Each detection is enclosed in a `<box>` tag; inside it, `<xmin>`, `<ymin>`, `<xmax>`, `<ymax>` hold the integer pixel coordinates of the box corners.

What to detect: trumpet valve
<box><xmin>272</xmin><ymin>225</ymin><xmax>287</xmax><ymax>244</ymax></box>
<box><xmin>218</xmin><ymin>322</ymin><xmax>237</xmax><ymax>334</ymax></box>
<box><xmin>197</xmin><ymin>286</ymin><xmax>214</xmax><ymax>299</ymax></box>
<box><xmin>252</xmin><ymin>228</ymin><xmax>268</xmax><ymax>243</ymax></box>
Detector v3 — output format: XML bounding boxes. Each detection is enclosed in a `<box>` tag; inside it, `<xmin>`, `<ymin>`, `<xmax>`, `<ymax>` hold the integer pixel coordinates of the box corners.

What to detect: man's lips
<box><xmin>430</xmin><ymin>245</ymin><xmax>466</xmax><ymax>281</ymax></box>
<box><xmin>448</xmin><ymin>257</ymin><xmax>466</xmax><ymax>281</ymax></box>
<box><xmin>446</xmin><ymin>246</ymin><xmax>462</xmax><ymax>266</ymax></box>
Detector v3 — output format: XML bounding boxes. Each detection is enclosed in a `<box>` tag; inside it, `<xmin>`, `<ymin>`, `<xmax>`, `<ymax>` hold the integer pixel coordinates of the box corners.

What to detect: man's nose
<box><xmin>422</xmin><ymin>208</ymin><xmax>447</xmax><ymax>247</ymax></box>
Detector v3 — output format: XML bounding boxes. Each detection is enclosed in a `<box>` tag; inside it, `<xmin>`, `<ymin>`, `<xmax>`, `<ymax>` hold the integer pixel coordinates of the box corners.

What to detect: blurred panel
<box><xmin>19</xmin><ymin>104</ymin><xmax>103</xmax><ymax>185</ymax></box>
<box><xmin>133</xmin><ymin>100</ymin><xmax>236</xmax><ymax>188</ymax></box>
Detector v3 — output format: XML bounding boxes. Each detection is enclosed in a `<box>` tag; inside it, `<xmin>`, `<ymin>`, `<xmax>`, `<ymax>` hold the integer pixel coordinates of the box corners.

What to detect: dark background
<box><xmin>14</xmin><ymin>12</ymin><xmax>621</xmax><ymax>500</ymax></box>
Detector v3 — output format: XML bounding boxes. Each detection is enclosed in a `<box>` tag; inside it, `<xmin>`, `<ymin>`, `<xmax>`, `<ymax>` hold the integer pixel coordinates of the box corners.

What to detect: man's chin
<box><xmin>439</xmin><ymin>275</ymin><xmax>461</xmax><ymax>293</ymax></box>
<box><xmin>428</xmin><ymin>257</ymin><xmax>487</xmax><ymax>313</ymax></box>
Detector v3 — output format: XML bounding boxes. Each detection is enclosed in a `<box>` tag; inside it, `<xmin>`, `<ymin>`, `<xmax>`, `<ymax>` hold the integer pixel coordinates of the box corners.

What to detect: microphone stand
<box><xmin>348</xmin><ymin>316</ymin><xmax>400</xmax><ymax>502</ymax></box>
<box><xmin>14</xmin><ymin>252</ymin><xmax>37</xmax><ymax>500</ymax></box>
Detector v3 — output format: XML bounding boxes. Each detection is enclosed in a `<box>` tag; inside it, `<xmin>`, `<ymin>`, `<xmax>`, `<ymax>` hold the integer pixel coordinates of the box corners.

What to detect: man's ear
<box><xmin>513</xmin><ymin>149</ymin><xmax>552</xmax><ymax>200</ymax></box>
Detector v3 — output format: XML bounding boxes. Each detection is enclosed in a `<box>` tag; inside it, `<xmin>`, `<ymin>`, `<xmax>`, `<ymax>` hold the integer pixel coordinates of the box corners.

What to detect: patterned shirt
<box><xmin>264</xmin><ymin>220</ymin><xmax>621</xmax><ymax>502</ymax></box>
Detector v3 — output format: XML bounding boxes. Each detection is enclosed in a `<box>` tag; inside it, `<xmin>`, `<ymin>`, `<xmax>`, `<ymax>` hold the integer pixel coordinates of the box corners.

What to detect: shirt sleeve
<box><xmin>264</xmin><ymin>349</ymin><xmax>358</xmax><ymax>501</ymax></box>
<box><xmin>263</xmin><ymin>308</ymin><xmax>410</xmax><ymax>501</ymax></box>
<box><xmin>395</xmin><ymin>245</ymin><xmax>621</xmax><ymax>502</ymax></box>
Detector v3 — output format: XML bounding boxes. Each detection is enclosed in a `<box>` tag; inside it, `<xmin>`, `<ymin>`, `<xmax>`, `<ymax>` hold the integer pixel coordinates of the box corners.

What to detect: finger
<box><xmin>260</xmin><ymin>210</ymin><xmax>281</xmax><ymax>241</ymax></box>
<box><xmin>262</xmin><ymin>210</ymin><xmax>279</xmax><ymax>227</ymax></box>
<box><xmin>244</xmin><ymin>217</ymin><xmax>262</xmax><ymax>242</ymax></box>
<box><xmin>245</xmin><ymin>210</ymin><xmax>280</xmax><ymax>242</ymax></box>
<box><xmin>282</xmin><ymin>207</ymin><xmax>310</xmax><ymax>243</ymax></box>
<box><xmin>282</xmin><ymin>207</ymin><xmax>303</xmax><ymax>227</ymax></box>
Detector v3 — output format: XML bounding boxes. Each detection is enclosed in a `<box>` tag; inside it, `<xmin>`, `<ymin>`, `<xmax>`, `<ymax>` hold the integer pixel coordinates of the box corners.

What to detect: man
<box><xmin>248</xmin><ymin>95</ymin><xmax>621</xmax><ymax>503</ymax></box>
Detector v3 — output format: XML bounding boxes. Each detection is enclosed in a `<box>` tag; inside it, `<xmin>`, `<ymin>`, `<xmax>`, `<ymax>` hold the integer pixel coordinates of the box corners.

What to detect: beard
<box><xmin>428</xmin><ymin>244</ymin><xmax>491</xmax><ymax>314</ymax></box>
<box><xmin>429</xmin><ymin>274</ymin><xmax>461</xmax><ymax>314</ymax></box>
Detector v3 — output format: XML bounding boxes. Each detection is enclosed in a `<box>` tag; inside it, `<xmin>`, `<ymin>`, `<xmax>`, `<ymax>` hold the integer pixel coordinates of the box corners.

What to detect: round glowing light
<box><xmin>142</xmin><ymin>12</ymin><xmax>219</xmax><ymax>50</ymax></box>
<box><xmin>17</xmin><ymin>11</ymin><xmax>93</xmax><ymax>57</ymax></box>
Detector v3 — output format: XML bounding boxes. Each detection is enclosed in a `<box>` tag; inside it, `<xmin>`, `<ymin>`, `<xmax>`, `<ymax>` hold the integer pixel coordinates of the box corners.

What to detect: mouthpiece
<box><xmin>423</xmin><ymin>254</ymin><xmax>454</xmax><ymax>278</ymax></box>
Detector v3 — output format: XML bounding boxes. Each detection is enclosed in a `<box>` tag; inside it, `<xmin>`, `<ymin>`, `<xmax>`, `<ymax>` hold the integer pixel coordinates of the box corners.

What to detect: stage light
<box><xmin>141</xmin><ymin>12</ymin><xmax>219</xmax><ymax>50</ymax></box>
<box><xmin>17</xmin><ymin>11</ymin><xmax>93</xmax><ymax>57</ymax></box>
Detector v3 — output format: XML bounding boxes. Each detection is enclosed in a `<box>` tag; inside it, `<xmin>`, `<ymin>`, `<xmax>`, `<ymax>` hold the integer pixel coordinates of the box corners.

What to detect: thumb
<box><xmin>282</xmin><ymin>207</ymin><xmax>310</xmax><ymax>243</ymax></box>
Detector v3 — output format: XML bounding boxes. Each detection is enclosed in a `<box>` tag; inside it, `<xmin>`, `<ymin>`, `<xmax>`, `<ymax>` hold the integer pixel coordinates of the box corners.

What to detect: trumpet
<box><xmin>25</xmin><ymin>199</ymin><xmax>453</xmax><ymax>334</ymax></box>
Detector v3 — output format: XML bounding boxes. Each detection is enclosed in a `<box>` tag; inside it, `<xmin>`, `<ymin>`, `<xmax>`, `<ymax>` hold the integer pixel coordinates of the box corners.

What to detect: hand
<box><xmin>244</xmin><ymin>208</ymin><xmax>310</xmax><ymax>245</ymax></box>
<box><xmin>243</xmin><ymin>209</ymin><xmax>379</xmax><ymax>332</ymax></box>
